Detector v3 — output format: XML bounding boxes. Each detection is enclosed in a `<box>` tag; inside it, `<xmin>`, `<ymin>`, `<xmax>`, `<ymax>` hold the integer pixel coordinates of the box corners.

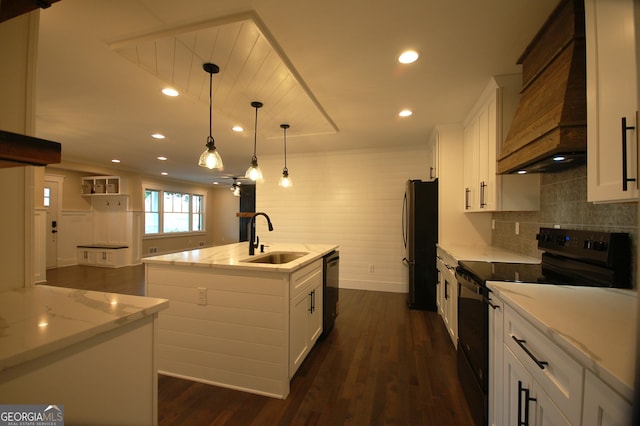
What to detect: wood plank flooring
<box><xmin>45</xmin><ymin>265</ymin><xmax>474</xmax><ymax>426</ymax></box>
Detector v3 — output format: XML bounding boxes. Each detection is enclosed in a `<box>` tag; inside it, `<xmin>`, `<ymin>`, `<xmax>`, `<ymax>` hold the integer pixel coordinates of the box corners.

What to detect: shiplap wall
<box><xmin>256</xmin><ymin>146</ymin><xmax>429</xmax><ymax>293</ymax></box>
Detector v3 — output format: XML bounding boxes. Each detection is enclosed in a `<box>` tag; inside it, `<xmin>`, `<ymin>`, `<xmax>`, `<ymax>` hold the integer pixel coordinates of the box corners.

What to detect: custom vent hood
<box><xmin>497</xmin><ymin>0</ymin><xmax>586</xmax><ymax>174</ymax></box>
<box><xmin>0</xmin><ymin>130</ymin><xmax>61</xmax><ymax>168</ymax></box>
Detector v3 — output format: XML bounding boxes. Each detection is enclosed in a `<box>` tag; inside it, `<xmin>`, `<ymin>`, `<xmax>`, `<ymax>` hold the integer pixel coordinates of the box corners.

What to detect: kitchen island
<box><xmin>143</xmin><ymin>242</ymin><xmax>338</xmax><ymax>399</ymax></box>
<box><xmin>0</xmin><ymin>285</ymin><xmax>168</xmax><ymax>425</ymax></box>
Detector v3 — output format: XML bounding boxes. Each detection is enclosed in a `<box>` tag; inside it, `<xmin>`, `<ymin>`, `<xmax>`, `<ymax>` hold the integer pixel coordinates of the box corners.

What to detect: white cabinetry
<box><xmin>463</xmin><ymin>75</ymin><xmax>540</xmax><ymax>212</ymax></box>
<box><xmin>289</xmin><ymin>259</ymin><xmax>323</xmax><ymax>377</ymax></box>
<box><xmin>81</xmin><ymin>176</ymin><xmax>125</xmax><ymax>195</ymax></box>
<box><xmin>436</xmin><ymin>250</ymin><xmax>458</xmax><ymax>348</ymax></box>
<box><xmin>586</xmin><ymin>0</ymin><xmax>640</xmax><ymax>203</ymax></box>
<box><xmin>583</xmin><ymin>370</ymin><xmax>633</xmax><ymax>426</ymax></box>
<box><xmin>490</xmin><ymin>291</ymin><xmax>633</xmax><ymax>426</ymax></box>
<box><xmin>426</xmin><ymin>129</ymin><xmax>439</xmax><ymax>181</ymax></box>
<box><xmin>77</xmin><ymin>245</ymin><xmax>129</xmax><ymax>268</ymax></box>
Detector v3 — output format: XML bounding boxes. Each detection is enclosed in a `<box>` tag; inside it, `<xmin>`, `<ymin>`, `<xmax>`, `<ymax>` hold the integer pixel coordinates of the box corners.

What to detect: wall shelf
<box><xmin>81</xmin><ymin>176</ymin><xmax>125</xmax><ymax>196</ymax></box>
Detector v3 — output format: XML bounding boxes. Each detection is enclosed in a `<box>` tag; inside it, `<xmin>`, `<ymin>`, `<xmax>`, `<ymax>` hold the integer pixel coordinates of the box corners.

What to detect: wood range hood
<box><xmin>0</xmin><ymin>130</ymin><xmax>61</xmax><ymax>168</ymax></box>
<box><xmin>497</xmin><ymin>0</ymin><xmax>586</xmax><ymax>174</ymax></box>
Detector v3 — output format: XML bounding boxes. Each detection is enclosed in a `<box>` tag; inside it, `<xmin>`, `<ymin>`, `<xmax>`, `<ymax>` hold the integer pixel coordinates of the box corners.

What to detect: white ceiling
<box><xmin>34</xmin><ymin>0</ymin><xmax>559</xmax><ymax>185</ymax></box>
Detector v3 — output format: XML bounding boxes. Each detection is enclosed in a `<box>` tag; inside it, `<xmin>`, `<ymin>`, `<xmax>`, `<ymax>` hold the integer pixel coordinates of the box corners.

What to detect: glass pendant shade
<box><xmin>278</xmin><ymin>124</ymin><xmax>292</xmax><ymax>188</ymax></box>
<box><xmin>279</xmin><ymin>169</ymin><xmax>292</xmax><ymax>187</ymax></box>
<box><xmin>245</xmin><ymin>157</ymin><xmax>263</xmax><ymax>181</ymax></box>
<box><xmin>198</xmin><ymin>63</ymin><xmax>223</xmax><ymax>170</ymax></box>
<box><xmin>246</xmin><ymin>101</ymin><xmax>264</xmax><ymax>182</ymax></box>
<box><xmin>198</xmin><ymin>137</ymin><xmax>223</xmax><ymax>169</ymax></box>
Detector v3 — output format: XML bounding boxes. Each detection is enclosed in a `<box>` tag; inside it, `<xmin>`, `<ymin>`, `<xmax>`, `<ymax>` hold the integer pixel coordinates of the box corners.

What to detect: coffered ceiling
<box><xmin>33</xmin><ymin>0</ymin><xmax>558</xmax><ymax>185</ymax></box>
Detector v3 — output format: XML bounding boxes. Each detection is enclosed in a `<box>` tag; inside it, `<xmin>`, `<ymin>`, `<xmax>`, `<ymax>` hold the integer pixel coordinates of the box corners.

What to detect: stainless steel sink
<box><xmin>241</xmin><ymin>251</ymin><xmax>308</xmax><ymax>264</ymax></box>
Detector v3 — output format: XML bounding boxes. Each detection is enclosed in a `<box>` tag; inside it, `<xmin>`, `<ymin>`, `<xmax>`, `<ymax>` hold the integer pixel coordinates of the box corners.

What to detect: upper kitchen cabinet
<box><xmin>586</xmin><ymin>0</ymin><xmax>640</xmax><ymax>203</ymax></box>
<box><xmin>463</xmin><ymin>76</ymin><xmax>540</xmax><ymax>212</ymax></box>
<box><xmin>426</xmin><ymin>129</ymin><xmax>440</xmax><ymax>181</ymax></box>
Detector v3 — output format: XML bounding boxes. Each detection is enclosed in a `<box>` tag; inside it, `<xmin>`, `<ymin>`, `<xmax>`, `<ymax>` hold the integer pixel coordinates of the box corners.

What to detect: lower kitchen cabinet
<box><xmin>490</xmin><ymin>289</ymin><xmax>633</xmax><ymax>426</ymax></box>
<box><xmin>289</xmin><ymin>259</ymin><xmax>323</xmax><ymax>378</ymax></box>
<box><xmin>436</xmin><ymin>248</ymin><xmax>458</xmax><ymax>348</ymax></box>
<box><xmin>582</xmin><ymin>370</ymin><xmax>633</xmax><ymax>426</ymax></box>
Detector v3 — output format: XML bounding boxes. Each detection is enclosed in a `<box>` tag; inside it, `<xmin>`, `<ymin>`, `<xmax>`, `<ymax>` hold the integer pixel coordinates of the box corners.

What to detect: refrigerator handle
<box><xmin>402</xmin><ymin>192</ymin><xmax>407</xmax><ymax>248</ymax></box>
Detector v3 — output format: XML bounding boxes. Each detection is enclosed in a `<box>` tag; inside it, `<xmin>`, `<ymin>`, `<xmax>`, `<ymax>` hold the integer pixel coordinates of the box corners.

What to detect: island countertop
<box><xmin>487</xmin><ymin>281</ymin><xmax>637</xmax><ymax>402</ymax></box>
<box><xmin>0</xmin><ymin>285</ymin><xmax>169</xmax><ymax>373</ymax></box>
<box><xmin>142</xmin><ymin>242</ymin><xmax>338</xmax><ymax>272</ymax></box>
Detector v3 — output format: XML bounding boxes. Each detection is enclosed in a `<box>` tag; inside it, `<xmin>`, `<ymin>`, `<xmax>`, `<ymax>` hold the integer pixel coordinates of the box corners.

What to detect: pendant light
<box><xmin>198</xmin><ymin>63</ymin><xmax>223</xmax><ymax>170</ymax></box>
<box><xmin>245</xmin><ymin>101</ymin><xmax>264</xmax><ymax>182</ymax></box>
<box><xmin>230</xmin><ymin>177</ymin><xmax>241</xmax><ymax>197</ymax></box>
<box><xmin>278</xmin><ymin>124</ymin><xmax>292</xmax><ymax>188</ymax></box>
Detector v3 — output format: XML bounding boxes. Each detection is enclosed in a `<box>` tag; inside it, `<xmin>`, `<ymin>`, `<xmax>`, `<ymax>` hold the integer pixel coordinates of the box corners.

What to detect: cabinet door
<box><xmin>308</xmin><ymin>283</ymin><xmax>323</xmax><ymax>345</ymax></box>
<box><xmin>586</xmin><ymin>0</ymin><xmax>640</xmax><ymax>202</ymax></box>
<box><xmin>96</xmin><ymin>250</ymin><xmax>114</xmax><ymax>266</ymax></box>
<box><xmin>290</xmin><ymin>289</ymin><xmax>310</xmax><ymax>377</ymax></box>
<box><xmin>582</xmin><ymin>370</ymin><xmax>633</xmax><ymax>426</ymax></box>
<box><xmin>463</xmin><ymin>118</ymin><xmax>480</xmax><ymax>210</ymax></box>
<box><xmin>532</xmin><ymin>382</ymin><xmax>571</xmax><ymax>426</ymax></box>
<box><xmin>504</xmin><ymin>346</ymin><xmax>534</xmax><ymax>426</ymax></box>
<box><xmin>488</xmin><ymin>294</ymin><xmax>503</xmax><ymax>426</ymax></box>
<box><xmin>426</xmin><ymin>130</ymin><xmax>439</xmax><ymax>181</ymax></box>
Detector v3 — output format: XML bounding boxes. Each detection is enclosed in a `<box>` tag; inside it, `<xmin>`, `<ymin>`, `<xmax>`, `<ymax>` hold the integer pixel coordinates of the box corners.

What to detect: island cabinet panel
<box><xmin>146</xmin><ymin>264</ymin><xmax>290</xmax><ymax>398</ymax></box>
<box><xmin>0</xmin><ymin>316</ymin><xmax>157</xmax><ymax>426</ymax></box>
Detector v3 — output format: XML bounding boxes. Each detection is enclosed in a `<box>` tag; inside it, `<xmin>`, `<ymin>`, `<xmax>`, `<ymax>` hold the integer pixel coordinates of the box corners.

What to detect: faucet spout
<box><xmin>249</xmin><ymin>212</ymin><xmax>274</xmax><ymax>255</ymax></box>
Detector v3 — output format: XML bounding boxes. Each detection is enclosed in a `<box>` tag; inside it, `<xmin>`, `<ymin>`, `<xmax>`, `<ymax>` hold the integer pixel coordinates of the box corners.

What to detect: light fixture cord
<box><xmin>253</xmin><ymin>106</ymin><xmax>258</xmax><ymax>159</ymax></box>
<box><xmin>283</xmin><ymin>126</ymin><xmax>288</xmax><ymax>169</ymax></box>
<box><xmin>209</xmin><ymin>70</ymin><xmax>213</xmax><ymax>140</ymax></box>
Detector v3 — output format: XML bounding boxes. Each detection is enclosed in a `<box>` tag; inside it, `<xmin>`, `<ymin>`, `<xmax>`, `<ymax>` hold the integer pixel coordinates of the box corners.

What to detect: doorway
<box><xmin>44</xmin><ymin>176</ymin><xmax>63</xmax><ymax>269</ymax></box>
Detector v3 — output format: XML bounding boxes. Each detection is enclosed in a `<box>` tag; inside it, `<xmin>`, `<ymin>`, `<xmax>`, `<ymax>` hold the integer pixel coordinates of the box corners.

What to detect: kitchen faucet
<box><xmin>249</xmin><ymin>212</ymin><xmax>273</xmax><ymax>255</ymax></box>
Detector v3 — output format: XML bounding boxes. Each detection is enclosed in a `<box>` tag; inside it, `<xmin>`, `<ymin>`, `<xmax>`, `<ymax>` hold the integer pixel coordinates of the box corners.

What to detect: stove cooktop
<box><xmin>457</xmin><ymin>260</ymin><xmax>575</xmax><ymax>286</ymax></box>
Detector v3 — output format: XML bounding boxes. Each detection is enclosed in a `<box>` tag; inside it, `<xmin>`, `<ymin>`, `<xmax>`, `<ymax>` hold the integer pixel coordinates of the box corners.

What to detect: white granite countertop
<box><xmin>437</xmin><ymin>244</ymin><xmax>540</xmax><ymax>264</ymax></box>
<box><xmin>0</xmin><ymin>285</ymin><xmax>169</xmax><ymax>373</ymax></box>
<box><xmin>487</xmin><ymin>282</ymin><xmax>637</xmax><ymax>401</ymax></box>
<box><xmin>142</xmin><ymin>242</ymin><xmax>338</xmax><ymax>272</ymax></box>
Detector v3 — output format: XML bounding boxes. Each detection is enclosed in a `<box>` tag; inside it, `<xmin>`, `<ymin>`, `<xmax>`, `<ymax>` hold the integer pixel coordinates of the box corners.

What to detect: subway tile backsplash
<box><xmin>492</xmin><ymin>165</ymin><xmax>638</xmax><ymax>263</ymax></box>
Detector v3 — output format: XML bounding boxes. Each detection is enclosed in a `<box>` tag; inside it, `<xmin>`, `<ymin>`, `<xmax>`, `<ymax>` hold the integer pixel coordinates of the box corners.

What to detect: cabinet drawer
<box><xmin>504</xmin><ymin>305</ymin><xmax>583</xmax><ymax>425</ymax></box>
<box><xmin>290</xmin><ymin>259</ymin><xmax>322</xmax><ymax>299</ymax></box>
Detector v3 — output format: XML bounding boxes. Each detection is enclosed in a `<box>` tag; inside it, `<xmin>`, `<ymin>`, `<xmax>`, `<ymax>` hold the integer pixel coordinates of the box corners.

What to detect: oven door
<box><xmin>456</xmin><ymin>268</ymin><xmax>489</xmax><ymax>392</ymax></box>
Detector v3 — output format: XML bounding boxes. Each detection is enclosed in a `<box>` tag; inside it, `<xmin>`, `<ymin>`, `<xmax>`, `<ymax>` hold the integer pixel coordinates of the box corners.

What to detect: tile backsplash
<box><xmin>492</xmin><ymin>166</ymin><xmax>638</xmax><ymax>274</ymax></box>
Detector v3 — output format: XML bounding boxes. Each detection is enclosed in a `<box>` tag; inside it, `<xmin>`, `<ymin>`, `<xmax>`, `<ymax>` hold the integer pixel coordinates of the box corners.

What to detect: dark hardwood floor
<box><xmin>45</xmin><ymin>265</ymin><xmax>474</xmax><ymax>426</ymax></box>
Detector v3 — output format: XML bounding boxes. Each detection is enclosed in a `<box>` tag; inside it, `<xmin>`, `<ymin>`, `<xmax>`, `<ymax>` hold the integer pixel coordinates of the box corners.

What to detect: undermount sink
<box><xmin>241</xmin><ymin>251</ymin><xmax>308</xmax><ymax>264</ymax></box>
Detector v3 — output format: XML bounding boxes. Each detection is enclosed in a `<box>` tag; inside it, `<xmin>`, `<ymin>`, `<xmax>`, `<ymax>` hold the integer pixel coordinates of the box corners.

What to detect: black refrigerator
<box><xmin>402</xmin><ymin>179</ymin><xmax>438</xmax><ymax>310</ymax></box>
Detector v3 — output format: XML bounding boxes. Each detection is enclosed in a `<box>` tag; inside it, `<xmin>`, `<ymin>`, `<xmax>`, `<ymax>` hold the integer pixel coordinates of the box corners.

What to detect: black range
<box><xmin>454</xmin><ymin>227</ymin><xmax>632</xmax><ymax>426</ymax></box>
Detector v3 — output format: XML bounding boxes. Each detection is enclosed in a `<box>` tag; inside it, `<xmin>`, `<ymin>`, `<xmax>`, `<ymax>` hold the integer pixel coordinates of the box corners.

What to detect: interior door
<box><xmin>45</xmin><ymin>180</ymin><xmax>59</xmax><ymax>268</ymax></box>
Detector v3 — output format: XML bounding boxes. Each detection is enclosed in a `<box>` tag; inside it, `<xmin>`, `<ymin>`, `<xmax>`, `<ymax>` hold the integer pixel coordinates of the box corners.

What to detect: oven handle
<box><xmin>482</xmin><ymin>295</ymin><xmax>500</xmax><ymax>310</ymax></box>
<box><xmin>512</xmin><ymin>336</ymin><xmax>549</xmax><ymax>370</ymax></box>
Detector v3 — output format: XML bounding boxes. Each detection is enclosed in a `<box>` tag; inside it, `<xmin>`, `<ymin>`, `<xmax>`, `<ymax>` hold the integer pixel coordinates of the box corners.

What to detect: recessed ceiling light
<box><xmin>212</xmin><ymin>181</ymin><xmax>219</xmax><ymax>185</ymax></box>
<box><xmin>232</xmin><ymin>126</ymin><xmax>244</xmax><ymax>132</ymax></box>
<box><xmin>151</xmin><ymin>133</ymin><xmax>165</xmax><ymax>139</ymax></box>
<box><xmin>111</xmin><ymin>159</ymin><xmax>121</xmax><ymax>163</ymax></box>
<box><xmin>553</xmin><ymin>155</ymin><xmax>566</xmax><ymax>162</ymax></box>
<box><xmin>162</xmin><ymin>88</ymin><xmax>179</xmax><ymax>97</ymax></box>
<box><xmin>517</xmin><ymin>170</ymin><xmax>527</xmax><ymax>174</ymax></box>
<box><xmin>399</xmin><ymin>109</ymin><xmax>413</xmax><ymax>117</ymax></box>
<box><xmin>161</xmin><ymin>172</ymin><xmax>168</xmax><ymax>176</ymax></box>
<box><xmin>398</xmin><ymin>50</ymin><xmax>420</xmax><ymax>64</ymax></box>
<box><xmin>157</xmin><ymin>156</ymin><xmax>167</xmax><ymax>161</ymax></box>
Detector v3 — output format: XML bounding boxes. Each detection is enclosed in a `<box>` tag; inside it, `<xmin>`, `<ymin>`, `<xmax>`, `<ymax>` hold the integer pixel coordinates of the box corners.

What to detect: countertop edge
<box><xmin>0</xmin><ymin>287</ymin><xmax>169</xmax><ymax>374</ymax></box>
<box><xmin>487</xmin><ymin>282</ymin><xmax>635</xmax><ymax>402</ymax></box>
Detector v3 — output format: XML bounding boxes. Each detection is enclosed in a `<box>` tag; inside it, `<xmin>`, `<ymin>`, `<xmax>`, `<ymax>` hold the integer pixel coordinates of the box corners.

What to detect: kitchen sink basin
<box><xmin>241</xmin><ymin>251</ymin><xmax>308</xmax><ymax>264</ymax></box>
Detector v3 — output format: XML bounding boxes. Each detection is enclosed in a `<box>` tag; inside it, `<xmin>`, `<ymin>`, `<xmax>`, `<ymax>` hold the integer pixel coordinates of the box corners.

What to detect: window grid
<box><xmin>144</xmin><ymin>189</ymin><xmax>205</xmax><ymax>235</ymax></box>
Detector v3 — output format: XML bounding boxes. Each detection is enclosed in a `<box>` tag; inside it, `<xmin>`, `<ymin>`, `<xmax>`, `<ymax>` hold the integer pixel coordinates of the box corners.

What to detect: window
<box><xmin>44</xmin><ymin>187</ymin><xmax>51</xmax><ymax>207</ymax></box>
<box><xmin>144</xmin><ymin>189</ymin><xmax>204</xmax><ymax>235</ymax></box>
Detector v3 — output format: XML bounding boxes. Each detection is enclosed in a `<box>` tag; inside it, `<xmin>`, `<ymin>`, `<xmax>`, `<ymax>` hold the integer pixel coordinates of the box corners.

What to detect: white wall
<box><xmin>255</xmin><ymin>146</ymin><xmax>429</xmax><ymax>293</ymax></box>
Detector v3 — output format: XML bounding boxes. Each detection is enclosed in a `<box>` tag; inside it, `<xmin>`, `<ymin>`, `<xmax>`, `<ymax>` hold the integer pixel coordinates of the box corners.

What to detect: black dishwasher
<box><xmin>322</xmin><ymin>251</ymin><xmax>339</xmax><ymax>338</ymax></box>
